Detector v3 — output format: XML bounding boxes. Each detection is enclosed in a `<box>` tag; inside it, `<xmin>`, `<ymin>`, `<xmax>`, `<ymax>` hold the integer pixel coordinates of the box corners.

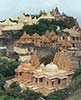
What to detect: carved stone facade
<box><xmin>15</xmin><ymin>53</ymin><xmax>40</xmax><ymax>83</ymax></box>
<box><xmin>63</xmin><ymin>28</ymin><xmax>81</xmax><ymax>50</ymax></box>
<box><xmin>53</xmin><ymin>51</ymin><xmax>72</xmax><ymax>71</ymax></box>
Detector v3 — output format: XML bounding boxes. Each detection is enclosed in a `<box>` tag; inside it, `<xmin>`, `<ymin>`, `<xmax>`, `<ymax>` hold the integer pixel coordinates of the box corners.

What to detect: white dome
<box><xmin>36</xmin><ymin>63</ymin><xmax>45</xmax><ymax>72</ymax></box>
<box><xmin>43</xmin><ymin>62</ymin><xmax>59</xmax><ymax>73</ymax></box>
<box><xmin>40</xmin><ymin>63</ymin><xmax>45</xmax><ymax>67</ymax></box>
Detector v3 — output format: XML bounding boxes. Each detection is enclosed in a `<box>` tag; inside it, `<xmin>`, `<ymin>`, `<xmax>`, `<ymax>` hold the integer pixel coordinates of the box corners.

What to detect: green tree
<box><xmin>0</xmin><ymin>74</ymin><xmax>6</xmax><ymax>89</ymax></box>
<box><xmin>22</xmin><ymin>19</ymin><xmax>73</xmax><ymax>36</ymax></box>
<box><xmin>6</xmin><ymin>82</ymin><xmax>21</xmax><ymax>98</ymax></box>
<box><xmin>22</xmin><ymin>89</ymin><xmax>44</xmax><ymax>100</ymax></box>
<box><xmin>4</xmin><ymin>96</ymin><xmax>24</xmax><ymax>100</ymax></box>
<box><xmin>0</xmin><ymin>58</ymin><xmax>18</xmax><ymax>77</ymax></box>
<box><xmin>72</xmin><ymin>68</ymin><xmax>81</xmax><ymax>79</ymax></box>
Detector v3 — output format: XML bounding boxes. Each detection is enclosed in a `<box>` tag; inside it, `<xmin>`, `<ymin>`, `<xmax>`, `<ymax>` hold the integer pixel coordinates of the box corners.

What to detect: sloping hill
<box><xmin>67</xmin><ymin>89</ymin><xmax>81</xmax><ymax>100</ymax></box>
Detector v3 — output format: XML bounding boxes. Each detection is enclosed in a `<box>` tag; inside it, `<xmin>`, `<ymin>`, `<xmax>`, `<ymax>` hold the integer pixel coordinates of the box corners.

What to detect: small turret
<box><xmin>51</xmin><ymin>7</ymin><xmax>60</xmax><ymax>16</ymax></box>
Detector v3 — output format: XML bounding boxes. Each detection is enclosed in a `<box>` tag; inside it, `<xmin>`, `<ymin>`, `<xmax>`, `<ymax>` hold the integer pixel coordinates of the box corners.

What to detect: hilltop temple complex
<box><xmin>1</xmin><ymin>26</ymin><xmax>80</xmax><ymax>96</ymax></box>
<box><xmin>13</xmin><ymin>28</ymin><xmax>81</xmax><ymax>62</ymax></box>
<box><xmin>14</xmin><ymin>31</ymin><xmax>58</xmax><ymax>62</ymax></box>
<box><xmin>14</xmin><ymin>50</ymin><xmax>73</xmax><ymax>95</ymax></box>
<box><xmin>13</xmin><ymin>29</ymin><xmax>81</xmax><ymax>95</ymax></box>
<box><xmin>14</xmin><ymin>8</ymin><xmax>60</xmax><ymax>25</ymax></box>
<box><xmin>0</xmin><ymin>6</ymin><xmax>81</xmax><ymax>97</ymax></box>
<box><xmin>0</xmin><ymin>7</ymin><xmax>79</xmax><ymax>32</ymax></box>
<box><xmin>14</xmin><ymin>28</ymin><xmax>81</xmax><ymax>51</ymax></box>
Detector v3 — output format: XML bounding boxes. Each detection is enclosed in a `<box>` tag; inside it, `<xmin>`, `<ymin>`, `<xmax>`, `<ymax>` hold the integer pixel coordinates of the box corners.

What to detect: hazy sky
<box><xmin>0</xmin><ymin>0</ymin><xmax>81</xmax><ymax>25</ymax></box>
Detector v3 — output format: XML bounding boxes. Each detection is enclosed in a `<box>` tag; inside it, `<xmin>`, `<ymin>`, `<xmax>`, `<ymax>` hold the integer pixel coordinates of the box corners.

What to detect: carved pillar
<box><xmin>60</xmin><ymin>78</ymin><xmax>67</xmax><ymax>88</ymax></box>
<box><xmin>18</xmin><ymin>72</ymin><xmax>20</xmax><ymax>77</ymax></box>
<box><xmin>49</xmin><ymin>80</ymin><xmax>52</xmax><ymax>87</ymax></box>
<box><xmin>60</xmin><ymin>79</ymin><xmax>63</xmax><ymax>88</ymax></box>
<box><xmin>66</xmin><ymin>78</ymin><xmax>69</xmax><ymax>86</ymax></box>
<box><xmin>33</xmin><ymin>77</ymin><xmax>36</xmax><ymax>84</ymax></box>
<box><xmin>37</xmin><ymin>78</ymin><xmax>40</xmax><ymax>87</ymax></box>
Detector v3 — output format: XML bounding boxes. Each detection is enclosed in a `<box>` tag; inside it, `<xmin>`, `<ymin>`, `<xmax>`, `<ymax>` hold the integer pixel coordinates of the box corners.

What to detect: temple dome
<box><xmin>36</xmin><ymin>63</ymin><xmax>45</xmax><ymax>72</ymax></box>
<box><xmin>21</xmin><ymin>62</ymin><xmax>33</xmax><ymax>68</ymax></box>
<box><xmin>43</xmin><ymin>62</ymin><xmax>59</xmax><ymax>73</ymax></box>
<box><xmin>40</xmin><ymin>63</ymin><xmax>45</xmax><ymax>67</ymax></box>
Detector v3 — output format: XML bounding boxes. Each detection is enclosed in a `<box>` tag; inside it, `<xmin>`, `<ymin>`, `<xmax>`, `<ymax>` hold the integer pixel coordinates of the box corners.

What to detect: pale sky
<box><xmin>0</xmin><ymin>0</ymin><xmax>81</xmax><ymax>25</ymax></box>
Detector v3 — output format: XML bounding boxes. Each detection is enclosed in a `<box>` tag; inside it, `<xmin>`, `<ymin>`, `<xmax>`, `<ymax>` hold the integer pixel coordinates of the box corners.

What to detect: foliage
<box><xmin>67</xmin><ymin>89</ymin><xmax>81</xmax><ymax>100</ymax></box>
<box><xmin>6</xmin><ymin>82</ymin><xmax>21</xmax><ymax>98</ymax></box>
<box><xmin>72</xmin><ymin>68</ymin><xmax>81</xmax><ymax>79</ymax></box>
<box><xmin>0</xmin><ymin>95</ymin><xmax>6</xmax><ymax>100</ymax></box>
<box><xmin>0</xmin><ymin>74</ymin><xmax>6</xmax><ymax>89</ymax></box>
<box><xmin>15</xmin><ymin>19</ymin><xmax>73</xmax><ymax>36</ymax></box>
<box><xmin>21</xmin><ymin>89</ymin><xmax>44</xmax><ymax>100</ymax></box>
<box><xmin>0</xmin><ymin>58</ymin><xmax>19</xmax><ymax>77</ymax></box>
<box><xmin>46</xmin><ymin>88</ymin><xmax>68</xmax><ymax>100</ymax></box>
<box><xmin>0</xmin><ymin>95</ymin><xmax>24</xmax><ymax>100</ymax></box>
